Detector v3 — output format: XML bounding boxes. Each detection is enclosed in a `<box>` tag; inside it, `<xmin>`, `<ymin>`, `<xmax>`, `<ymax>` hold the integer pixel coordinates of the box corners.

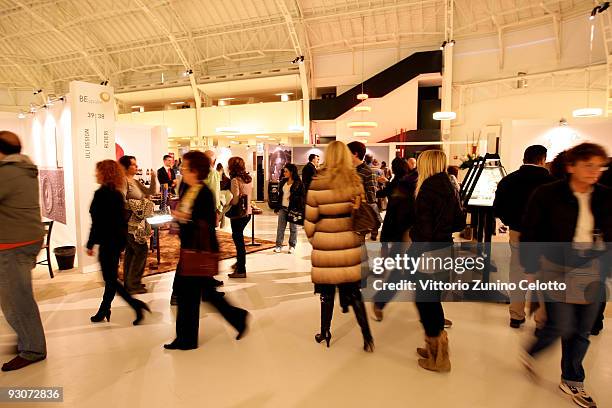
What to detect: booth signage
<box><xmin>70</xmin><ymin>81</ymin><xmax>116</xmax><ymax>273</ymax></box>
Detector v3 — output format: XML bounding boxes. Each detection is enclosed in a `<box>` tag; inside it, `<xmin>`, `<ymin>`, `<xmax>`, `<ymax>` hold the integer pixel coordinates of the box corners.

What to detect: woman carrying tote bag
<box><xmin>164</xmin><ymin>151</ymin><xmax>249</xmax><ymax>350</ymax></box>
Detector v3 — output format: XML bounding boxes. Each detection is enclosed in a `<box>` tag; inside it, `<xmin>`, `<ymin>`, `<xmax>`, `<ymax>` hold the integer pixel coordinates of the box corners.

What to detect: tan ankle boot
<box><xmin>418</xmin><ymin>330</ymin><xmax>451</xmax><ymax>372</ymax></box>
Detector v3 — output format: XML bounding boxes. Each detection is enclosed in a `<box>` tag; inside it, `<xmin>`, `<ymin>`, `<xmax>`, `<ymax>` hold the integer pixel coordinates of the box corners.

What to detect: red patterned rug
<box><xmin>118</xmin><ymin>229</ymin><xmax>275</xmax><ymax>279</ymax></box>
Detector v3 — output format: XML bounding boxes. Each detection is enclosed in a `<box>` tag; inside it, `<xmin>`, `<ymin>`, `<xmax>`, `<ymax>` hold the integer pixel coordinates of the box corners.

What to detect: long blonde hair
<box><xmin>321</xmin><ymin>141</ymin><xmax>362</xmax><ymax>190</ymax></box>
<box><xmin>416</xmin><ymin>150</ymin><xmax>447</xmax><ymax>194</ymax></box>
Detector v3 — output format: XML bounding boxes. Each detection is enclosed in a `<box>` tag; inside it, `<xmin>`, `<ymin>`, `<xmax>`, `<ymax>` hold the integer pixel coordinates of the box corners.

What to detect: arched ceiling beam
<box><xmin>12</xmin><ymin>0</ymin><xmax>107</xmax><ymax>81</ymax></box>
<box><xmin>275</xmin><ymin>0</ymin><xmax>311</xmax><ymax>142</ymax></box>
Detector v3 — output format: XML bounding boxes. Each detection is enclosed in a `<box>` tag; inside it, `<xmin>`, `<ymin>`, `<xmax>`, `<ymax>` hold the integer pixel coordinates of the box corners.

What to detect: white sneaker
<box><xmin>273</xmin><ymin>247</ymin><xmax>282</xmax><ymax>253</ymax></box>
<box><xmin>288</xmin><ymin>247</ymin><xmax>295</xmax><ymax>254</ymax></box>
<box><xmin>559</xmin><ymin>382</ymin><xmax>597</xmax><ymax>408</ymax></box>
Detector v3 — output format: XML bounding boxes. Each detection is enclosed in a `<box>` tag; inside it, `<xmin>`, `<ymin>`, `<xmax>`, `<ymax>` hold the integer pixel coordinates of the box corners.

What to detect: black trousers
<box><xmin>414</xmin><ymin>272</ymin><xmax>445</xmax><ymax>337</ymax></box>
<box><xmin>230</xmin><ymin>215</ymin><xmax>251</xmax><ymax>272</ymax></box>
<box><xmin>174</xmin><ymin>275</ymin><xmax>246</xmax><ymax>347</ymax></box>
<box><xmin>98</xmin><ymin>245</ymin><xmax>139</xmax><ymax>311</ymax></box>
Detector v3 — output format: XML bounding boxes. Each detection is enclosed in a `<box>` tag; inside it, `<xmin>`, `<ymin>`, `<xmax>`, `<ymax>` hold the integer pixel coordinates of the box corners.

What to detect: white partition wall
<box><xmin>115</xmin><ymin>123</ymin><xmax>169</xmax><ymax>173</ymax></box>
<box><xmin>500</xmin><ymin>118</ymin><xmax>612</xmax><ymax>173</ymax></box>
<box><xmin>69</xmin><ymin>81</ymin><xmax>116</xmax><ymax>273</ymax></box>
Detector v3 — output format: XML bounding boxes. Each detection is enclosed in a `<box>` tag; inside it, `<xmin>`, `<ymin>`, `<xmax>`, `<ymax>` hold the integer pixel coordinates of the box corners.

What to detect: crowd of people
<box><xmin>0</xmin><ymin>129</ymin><xmax>610</xmax><ymax>407</ymax></box>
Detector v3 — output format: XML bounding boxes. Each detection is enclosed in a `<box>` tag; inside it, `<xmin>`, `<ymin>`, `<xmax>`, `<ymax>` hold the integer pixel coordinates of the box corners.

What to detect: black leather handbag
<box><xmin>226</xmin><ymin>194</ymin><xmax>249</xmax><ymax>219</ymax></box>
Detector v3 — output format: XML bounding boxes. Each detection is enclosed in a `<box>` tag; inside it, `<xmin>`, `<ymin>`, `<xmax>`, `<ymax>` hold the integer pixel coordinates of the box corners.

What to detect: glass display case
<box><xmin>467</xmin><ymin>165</ymin><xmax>506</xmax><ymax>207</ymax></box>
<box><xmin>462</xmin><ymin>154</ymin><xmax>506</xmax><ymax>208</ymax></box>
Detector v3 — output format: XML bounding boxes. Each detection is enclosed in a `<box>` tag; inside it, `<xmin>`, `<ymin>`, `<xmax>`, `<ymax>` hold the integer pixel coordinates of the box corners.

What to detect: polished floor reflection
<box><xmin>0</xmin><ymin>212</ymin><xmax>610</xmax><ymax>408</ymax></box>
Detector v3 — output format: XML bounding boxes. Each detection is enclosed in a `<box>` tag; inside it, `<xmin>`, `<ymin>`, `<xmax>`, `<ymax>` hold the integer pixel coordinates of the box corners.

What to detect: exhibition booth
<box><xmin>4</xmin><ymin>82</ymin><xmax>612</xmax><ymax>274</ymax></box>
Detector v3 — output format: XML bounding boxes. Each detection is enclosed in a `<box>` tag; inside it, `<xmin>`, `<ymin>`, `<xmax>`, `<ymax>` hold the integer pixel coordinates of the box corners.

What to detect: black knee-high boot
<box><xmin>315</xmin><ymin>293</ymin><xmax>334</xmax><ymax>347</ymax></box>
<box><xmin>349</xmin><ymin>290</ymin><xmax>375</xmax><ymax>352</ymax></box>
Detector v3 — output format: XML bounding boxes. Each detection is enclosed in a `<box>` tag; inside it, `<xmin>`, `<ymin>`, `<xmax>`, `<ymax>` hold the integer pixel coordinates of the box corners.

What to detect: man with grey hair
<box><xmin>0</xmin><ymin>131</ymin><xmax>47</xmax><ymax>371</ymax></box>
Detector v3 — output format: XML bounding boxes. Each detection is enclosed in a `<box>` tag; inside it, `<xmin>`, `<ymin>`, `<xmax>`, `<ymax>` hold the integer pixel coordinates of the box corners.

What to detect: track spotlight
<box><xmin>449</xmin><ymin>40</ymin><xmax>455</xmax><ymax>46</ymax></box>
<box><xmin>590</xmin><ymin>3</ymin><xmax>609</xmax><ymax>19</ymax></box>
<box><xmin>33</xmin><ymin>89</ymin><xmax>42</xmax><ymax>95</ymax></box>
<box><xmin>440</xmin><ymin>41</ymin><xmax>447</xmax><ymax>50</ymax></box>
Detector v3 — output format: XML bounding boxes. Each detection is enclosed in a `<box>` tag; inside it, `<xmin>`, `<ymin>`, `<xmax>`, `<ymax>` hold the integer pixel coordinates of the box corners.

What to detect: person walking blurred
<box><xmin>165</xmin><ymin>151</ymin><xmax>248</xmax><ymax>350</ymax></box>
<box><xmin>521</xmin><ymin>143</ymin><xmax>610</xmax><ymax>408</ymax></box>
<box><xmin>87</xmin><ymin>160</ymin><xmax>150</xmax><ymax>326</ymax></box>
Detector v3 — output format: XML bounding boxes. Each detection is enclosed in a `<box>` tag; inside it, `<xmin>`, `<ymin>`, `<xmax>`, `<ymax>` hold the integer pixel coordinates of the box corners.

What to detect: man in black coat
<box><xmin>157</xmin><ymin>155</ymin><xmax>177</xmax><ymax>194</ymax></box>
<box><xmin>302</xmin><ymin>153</ymin><xmax>319</xmax><ymax>192</ymax></box>
<box><xmin>493</xmin><ymin>145</ymin><xmax>554</xmax><ymax>328</ymax></box>
<box><xmin>521</xmin><ymin>143</ymin><xmax>610</xmax><ymax>408</ymax></box>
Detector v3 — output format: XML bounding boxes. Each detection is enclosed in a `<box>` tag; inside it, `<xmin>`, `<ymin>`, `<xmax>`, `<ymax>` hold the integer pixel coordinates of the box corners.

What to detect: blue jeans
<box><xmin>275</xmin><ymin>208</ymin><xmax>297</xmax><ymax>248</ymax></box>
<box><xmin>0</xmin><ymin>242</ymin><xmax>47</xmax><ymax>361</ymax></box>
<box><xmin>528</xmin><ymin>301</ymin><xmax>600</xmax><ymax>386</ymax></box>
<box><xmin>231</xmin><ymin>215</ymin><xmax>251</xmax><ymax>273</ymax></box>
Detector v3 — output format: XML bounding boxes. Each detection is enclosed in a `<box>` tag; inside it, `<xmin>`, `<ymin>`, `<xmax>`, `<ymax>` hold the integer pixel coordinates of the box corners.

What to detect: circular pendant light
<box><xmin>347</xmin><ymin>121</ymin><xmax>378</xmax><ymax>128</ymax></box>
<box><xmin>433</xmin><ymin>111</ymin><xmax>457</xmax><ymax>121</ymax></box>
<box><xmin>572</xmin><ymin>108</ymin><xmax>602</xmax><ymax>118</ymax></box>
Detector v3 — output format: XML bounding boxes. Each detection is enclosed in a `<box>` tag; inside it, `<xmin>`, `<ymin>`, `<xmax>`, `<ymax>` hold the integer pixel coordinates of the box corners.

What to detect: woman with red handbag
<box><xmin>164</xmin><ymin>151</ymin><xmax>249</xmax><ymax>350</ymax></box>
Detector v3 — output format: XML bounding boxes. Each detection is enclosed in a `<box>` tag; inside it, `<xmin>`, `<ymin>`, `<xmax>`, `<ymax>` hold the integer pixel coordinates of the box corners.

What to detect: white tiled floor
<box><xmin>0</xmin><ymin>212</ymin><xmax>610</xmax><ymax>408</ymax></box>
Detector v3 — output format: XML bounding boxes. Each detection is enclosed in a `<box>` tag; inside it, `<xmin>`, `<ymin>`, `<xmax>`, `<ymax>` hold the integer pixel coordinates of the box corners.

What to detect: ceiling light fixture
<box><xmin>256</xmin><ymin>135</ymin><xmax>269</xmax><ymax>139</ymax></box>
<box><xmin>353</xmin><ymin>131</ymin><xmax>371</xmax><ymax>137</ymax></box>
<box><xmin>572</xmin><ymin>108</ymin><xmax>602</xmax><ymax>118</ymax></box>
<box><xmin>17</xmin><ymin>112</ymin><xmax>26</xmax><ymax>119</ymax></box>
<box><xmin>353</xmin><ymin>106</ymin><xmax>372</xmax><ymax>112</ymax></box>
<box><xmin>216</xmin><ymin>127</ymin><xmax>241</xmax><ymax>134</ymax></box>
<box><xmin>433</xmin><ymin>111</ymin><xmax>457</xmax><ymax>121</ymax></box>
<box><xmin>347</xmin><ymin>121</ymin><xmax>378</xmax><ymax>128</ymax></box>
<box><xmin>356</xmin><ymin>16</ymin><xmax>370</xmax><ymax>102</ymax></box>
<box><xmin>170</xmin><ymin>101</ymin><xmax>185</xmax><ymax>105</ymax></box>
<box><xmin>573</xmin><ymin>20</ymin><xmax>603</xmax><ymax>118</ymax></box>
<box><xmin>289</xmin><ymin>125</ymin><xmax>304</xmax><ymax>131</ymax></box>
